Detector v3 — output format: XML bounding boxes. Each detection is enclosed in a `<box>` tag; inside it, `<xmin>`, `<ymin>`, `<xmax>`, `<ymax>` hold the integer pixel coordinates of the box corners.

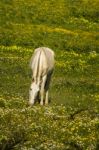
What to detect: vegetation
<box><xmin>0</xmin><ymin>0</ymin><xmax>99</xmax><ymax>52</ymax></box>
<box><xmin>0</xmin><ymin>0</ymin><xmax>99</xmax><ymax>149</ymax></box>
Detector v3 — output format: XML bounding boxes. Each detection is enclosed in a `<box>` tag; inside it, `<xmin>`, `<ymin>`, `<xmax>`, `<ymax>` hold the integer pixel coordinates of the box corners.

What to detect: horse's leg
<box><xmin>45</xmin><ymin>90</ymin><xmax>49</xmax><ymax>105</ymax></box>
<box><xmin>40</xmin><ymin>75</ymin><xmax>47</xmax><ymax>105</ymax></box>
<box><xmin>45</xmin><ymin>73</ymin><xmax>52</xmax><ymax>105</ymax></box>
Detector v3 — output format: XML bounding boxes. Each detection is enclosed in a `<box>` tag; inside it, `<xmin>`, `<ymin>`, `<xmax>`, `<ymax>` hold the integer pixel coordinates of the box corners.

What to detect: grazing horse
<box><xmin>29</xmin><ymin>47</ymin><xmax>54</xmax><ymax>105</ymax></box>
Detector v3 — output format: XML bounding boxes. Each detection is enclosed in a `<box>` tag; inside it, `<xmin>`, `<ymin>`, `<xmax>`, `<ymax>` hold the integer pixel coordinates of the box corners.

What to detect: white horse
<box><xmin>29</xmin><ymin>47</ymin><xmax>54</xmax><ymax>105</ymax></box>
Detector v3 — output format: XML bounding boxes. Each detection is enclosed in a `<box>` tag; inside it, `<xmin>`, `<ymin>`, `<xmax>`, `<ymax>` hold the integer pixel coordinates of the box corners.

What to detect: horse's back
<box><xmin>30</xmin><ymin>47</ymin><xmax>54</xmax><ymax>72</ymax></box>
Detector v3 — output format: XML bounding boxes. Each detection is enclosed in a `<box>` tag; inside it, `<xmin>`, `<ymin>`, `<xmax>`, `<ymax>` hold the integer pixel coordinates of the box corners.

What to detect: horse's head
<box><xmin>29</xmin><ymin>82</ymin><xmax>39</xmax><ymax>105</ymax></box>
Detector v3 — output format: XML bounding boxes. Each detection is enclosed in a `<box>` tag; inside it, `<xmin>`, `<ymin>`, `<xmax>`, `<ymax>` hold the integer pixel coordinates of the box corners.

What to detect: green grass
<box><xmin>0</xmin><ymin>0</ymin><xmax>99</xmax><ymax>149</ymax></box>
<box><xmin>0</xmin><ymin>23</ymin><xmax>99</xmax><ymax>53</ymax></box>
<box><xmin>0</xmin><ymin>0</ymin><xmax>99</xmax><ymax>52</ymax></box>
<box><xmin>0</xmin><ymin>46</ymin><xmax>99</xmax><ymax>149</ymax></box>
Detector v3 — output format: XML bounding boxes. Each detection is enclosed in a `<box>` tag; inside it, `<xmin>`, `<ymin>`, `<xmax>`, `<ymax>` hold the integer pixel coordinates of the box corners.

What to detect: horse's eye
<box><xmin>30</xmin><ymin>88</ymin><xmax>32</xmax><ymax>91</ymax></box>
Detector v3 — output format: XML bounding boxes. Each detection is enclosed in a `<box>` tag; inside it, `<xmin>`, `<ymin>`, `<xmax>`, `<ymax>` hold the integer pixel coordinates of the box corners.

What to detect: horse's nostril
<box><xmin>30</xmin><ymin>88</ymin><xmax>32</xmax><ymax>91</ymax></box>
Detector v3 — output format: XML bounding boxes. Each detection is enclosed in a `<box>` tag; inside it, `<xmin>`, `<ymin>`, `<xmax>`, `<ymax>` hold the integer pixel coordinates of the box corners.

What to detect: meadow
<box><xmin>0</xmin><ymin>0</ymin><xmax>99</xmax><ymax>149</ymax></box>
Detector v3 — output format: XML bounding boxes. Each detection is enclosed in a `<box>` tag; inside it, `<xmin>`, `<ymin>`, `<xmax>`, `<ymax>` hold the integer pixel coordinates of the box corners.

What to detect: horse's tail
<box><xmin>30</xmin><ymin>49</ymin><xmax>41</xmax><ymax>80</ymax></box>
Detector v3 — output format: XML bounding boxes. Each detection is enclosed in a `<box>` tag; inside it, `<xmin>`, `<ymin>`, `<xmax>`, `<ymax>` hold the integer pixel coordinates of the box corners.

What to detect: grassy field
<box><xmin>0</xmin><ymin>0</ymin><xmax>99</xmax><ymax>149</ymax></box>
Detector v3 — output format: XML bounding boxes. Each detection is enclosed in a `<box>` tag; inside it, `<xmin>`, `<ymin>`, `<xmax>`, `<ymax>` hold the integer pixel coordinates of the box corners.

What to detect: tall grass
<box><xmin>0</xmin><ymin>0</ymin><xmax>99</xmax><ymax>149</ymax></box>
<box><xmin>0</xmin><ymin>0</ymin><xmax>99</xmax><ymax>52</ymax></box>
